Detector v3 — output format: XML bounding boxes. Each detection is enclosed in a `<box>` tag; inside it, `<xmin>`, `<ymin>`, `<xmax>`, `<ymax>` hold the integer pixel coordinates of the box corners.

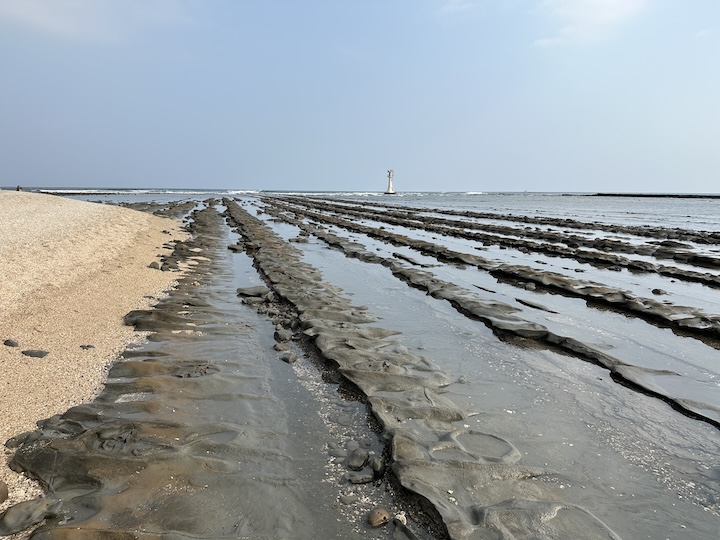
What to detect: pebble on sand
<box><xmin>21</xmin><ymin>350</ymin><xmax>49</xmax><ymax>358</ymax></box>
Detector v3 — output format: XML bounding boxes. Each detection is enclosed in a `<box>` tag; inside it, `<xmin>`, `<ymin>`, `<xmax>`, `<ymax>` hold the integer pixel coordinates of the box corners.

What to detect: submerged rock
<box><xmin>236</xmin><ymin>285</ymin><xmax>270</xmax><ymax>297</ymax></box>
<box><xmin>345</xmin><ymin>469</ymin><xmax>375</xmax><ymax>484</ymax></box>
<box><xmin>280</xmin><ymin>352</ymin><xmax>297</xmax><ymax>363</ymax></box>
<box><xmin>347</xmin><ymin>448</ymin><xmax>369</xmax><ymax>471</ymax></box>
<box><xmin>274</xmin><ymin>328</ymin><xmax>294</xmax><ymax>342</ymax></box>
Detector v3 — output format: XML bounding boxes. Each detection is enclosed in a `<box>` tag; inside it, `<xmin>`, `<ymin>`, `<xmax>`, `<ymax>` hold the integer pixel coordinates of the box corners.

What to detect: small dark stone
<box><xmin>280</xmin><ymin>352</ymin><xmax>297</xmax><ymax>364</ymax></box>
<box><xmin>344</xmin><ymin>469</ymin><xmax>374</xmax><ymax>484</ymax></box>
<box><xmin>347</xmin><ymin>448</ymin><xmax>369</xmax><ymax>471</ymax></box>
<box><xmin>80</xmin><ymin>345</ymin><xmax>95</xmax><ymax>350</ymax></box>
<box><xmin>370</xmin><ymin>456</ymin><xmax>385</xmax><ymax>478</ymax></box>
<box><xmin>21</xmin><ymin>350</ymin><xmax>49</xmax><ymax>358</ymax></box>
<box><xmin>358</xmin><ymin>436</ymin><xmax>373</xmax><ymax>448</ymax></box>
<box><xmin>3</xmin><ymin>339</ymin><xmax>19</xmax><ymax>347</ymax></box>
<box><xmin>274</xmin><ymin>329</ymin><xmax>293</xmax><ymax>342</ymax></box>
<box><xmin>652</xmin><ymin>288</ymin><xmax>668</xmax><ymax>295</ymax></box>
<box><xmin>330</xmin><ymin>413</ymin><xmax>352</xmax><ymax>426</ymax></box>
<box><xmin>148</xmin><ymin>261</ymin><xmax>160</xmax><ymax>269</ymax></box>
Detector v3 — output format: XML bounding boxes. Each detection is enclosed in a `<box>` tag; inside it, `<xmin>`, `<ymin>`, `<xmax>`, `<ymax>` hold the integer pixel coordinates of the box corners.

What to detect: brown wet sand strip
<box><xmin>0</xmin><ymin>191</ymin><xmax>187</xmax><ymax>535</ymax></box>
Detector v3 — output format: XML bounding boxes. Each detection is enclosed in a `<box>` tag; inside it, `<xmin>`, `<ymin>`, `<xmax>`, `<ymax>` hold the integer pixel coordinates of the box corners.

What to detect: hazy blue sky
<box><xmin>1</xmin><ymin>0</ymin><xmax>718</xmax><ymax>193</ymax></box>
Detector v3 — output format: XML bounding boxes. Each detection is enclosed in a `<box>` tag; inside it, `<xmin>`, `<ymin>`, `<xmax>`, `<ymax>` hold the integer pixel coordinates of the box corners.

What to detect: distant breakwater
<box><xmin>593</xmin><ymin>192</ymin><xmax>720</xmax><ymax>198</ymax></box>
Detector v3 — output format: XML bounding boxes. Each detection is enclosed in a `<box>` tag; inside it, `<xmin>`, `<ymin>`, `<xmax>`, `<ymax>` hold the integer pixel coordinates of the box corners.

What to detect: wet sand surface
<box><xmin>2</xmin><ymin>193</ymin><xmax>719</xmax><ymax>539</ymax></box>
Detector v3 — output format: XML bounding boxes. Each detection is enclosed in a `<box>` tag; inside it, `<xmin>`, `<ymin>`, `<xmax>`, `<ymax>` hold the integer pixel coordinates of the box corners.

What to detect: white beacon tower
<box><xmin>385</xmin><ymin>169</ymin><xmax>395</xmax><ymax>194</ymax></box>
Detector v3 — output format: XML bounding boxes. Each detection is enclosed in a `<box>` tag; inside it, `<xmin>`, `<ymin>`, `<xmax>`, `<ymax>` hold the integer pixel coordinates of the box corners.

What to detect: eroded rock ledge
<box><xmin>222</xmin><ymin>199</ymin><xmax>622</xmax><ymax>540</ymax></box>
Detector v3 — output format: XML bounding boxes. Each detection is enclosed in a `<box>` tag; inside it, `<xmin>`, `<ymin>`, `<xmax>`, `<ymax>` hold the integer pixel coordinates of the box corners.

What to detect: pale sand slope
<box><xmin>0</xmin><ymin>191</ymin><xmax>188</xmax><ymax>519</ymax></box>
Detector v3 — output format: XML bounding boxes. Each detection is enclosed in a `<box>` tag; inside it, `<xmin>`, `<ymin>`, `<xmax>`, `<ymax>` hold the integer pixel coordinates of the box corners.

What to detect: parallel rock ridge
<box><xmin>222</xmin><ymin>199</ymin><xmax>622</xmax><ymax>540</ymax></box>
<box><xmin>258</xmin><ymin>195</ymin><xmax>720</xmax><ymax>428</ymax></box>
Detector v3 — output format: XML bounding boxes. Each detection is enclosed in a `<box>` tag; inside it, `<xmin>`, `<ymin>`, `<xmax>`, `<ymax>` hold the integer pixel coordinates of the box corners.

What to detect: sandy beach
<box><xmin>0</xmin><ymin>191</ymin><xmax>187</xmax><ymax>524</ymax></box>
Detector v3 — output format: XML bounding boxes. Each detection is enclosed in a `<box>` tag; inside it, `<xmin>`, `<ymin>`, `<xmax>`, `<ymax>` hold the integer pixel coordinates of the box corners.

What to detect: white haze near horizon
<box><xmin>0</xmin><ymin>0</ymin><xmax>718</xmax><ymax>194</ymax></box>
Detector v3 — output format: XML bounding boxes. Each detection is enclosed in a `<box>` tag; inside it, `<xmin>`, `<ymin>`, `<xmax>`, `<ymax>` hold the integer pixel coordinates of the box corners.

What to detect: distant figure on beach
<box><xmin>16</xmin><ymin>185</ymin><xmax>23</xmax><ymax>191</ymax></box>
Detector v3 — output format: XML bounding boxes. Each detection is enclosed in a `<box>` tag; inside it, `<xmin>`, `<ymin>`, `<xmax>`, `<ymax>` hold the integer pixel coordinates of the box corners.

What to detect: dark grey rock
<box><xmin>274</xmin><ymin>328</ymin><xmax>293</xmax><ymax>342</ymax></box>
<box><xmin>0</xmin><ymin>497</ymin><xmax>62</xmax><ymax>536</ymax></box>
<box><xmin>344</xmin><ymin>468</ymin><xmax>374</xmax><ymax>484</ymax></box>
<box><xmin>0</xmin><ymin>480</ymin><xmax>8</xmax><ymax>503</ymax></box>
<box><xmin>21</xmin><ymin>350</ymin><xmax>49</xmax><ymax>358</ymax></box>
<box><xmin>280</xmin><ymin>352</ymin><xmax>297</xmax><ymax>364</ymax></box>
<box><xmin>329</xmin><ymin>447</ymin><xmax>348</xmax><ymax>458</ymax></box>
<box><xmin>3</xmin><ymin>339</ymin><xmax>19</xmax><ymax>347</ymax></box>
<box><xmin>339</xmin><ymin>494</ymin><xmax>358</xmax><ymax>505</ymax></box>
<box><xmin>347</xmin><ymin>448</ymin><xmax>369</xmax><ymax>471</ymax></box>
<box><xmin>4</xmin><ymin>432</ymin><xmax>31</xmax><ymax>449</ymax></box>
<box><xmin>370</xmin><ymin>456</ymin><xmax>385</xmax><ymax>478</ymax></box>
